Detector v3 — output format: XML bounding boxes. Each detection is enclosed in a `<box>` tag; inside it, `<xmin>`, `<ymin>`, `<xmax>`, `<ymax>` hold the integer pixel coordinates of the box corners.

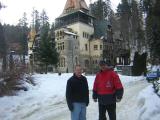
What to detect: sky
<box><xmin>0</xmin><ymin>0</ymin><xmax>121</xmax><ymax>25</ymax></box>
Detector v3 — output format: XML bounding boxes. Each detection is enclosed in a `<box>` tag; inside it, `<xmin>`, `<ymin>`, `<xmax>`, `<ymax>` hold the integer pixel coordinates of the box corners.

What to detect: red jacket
<box><xmin>93</xmin><ymin>69</ymin><xmax>124</xmax><ymax>104</ymax></box>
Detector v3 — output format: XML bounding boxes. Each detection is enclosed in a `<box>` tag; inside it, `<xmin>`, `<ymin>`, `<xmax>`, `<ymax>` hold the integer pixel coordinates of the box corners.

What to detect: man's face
<box><xmin>99</xmin><ymin>64</ymin><xmax>107</xmax><ymax>71</ymax></box>
<box><xmin>74</xmin><ymin>66</ymin><xmax>82</xmax><ymax>77</ymax></box>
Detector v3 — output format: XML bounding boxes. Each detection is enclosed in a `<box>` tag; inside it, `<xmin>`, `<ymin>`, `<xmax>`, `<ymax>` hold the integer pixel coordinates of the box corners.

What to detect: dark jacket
<box><xmin>66</xmin><ymin>74</ymin><xmax>89</xmax><ymax>111</ymax></box>
<box><xmin>93</xmin><ymin>69</ymin><xmax>124</xmax><ymax>105</ymax></box>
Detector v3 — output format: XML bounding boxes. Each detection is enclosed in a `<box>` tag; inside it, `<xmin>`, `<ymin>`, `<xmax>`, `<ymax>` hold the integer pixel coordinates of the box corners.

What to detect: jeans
<box><xmin>71</xmin><ymin>102</ymin><xmax>86</xmax><ymax>120</ymax></box>
<box><xmin>98</xmin><ymin>103</ymin><xmax>116</xmax><ymax>120</ymax></box>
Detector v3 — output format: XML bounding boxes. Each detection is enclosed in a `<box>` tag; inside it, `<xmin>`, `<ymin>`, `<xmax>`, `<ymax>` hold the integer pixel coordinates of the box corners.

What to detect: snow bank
<box><xmin>119</xmin><ymin>74</ymin><xmax>145</xmax><ymax>87</ymax></box>
<box><xmin>151</xmin><ymin>65</ymin><xmax>160</xmax><ymax>71</ymax></box>
<box><xmin>137</xmin><ymin>85</ymin><xmax>160</xmax><ymax>120</ymax></box>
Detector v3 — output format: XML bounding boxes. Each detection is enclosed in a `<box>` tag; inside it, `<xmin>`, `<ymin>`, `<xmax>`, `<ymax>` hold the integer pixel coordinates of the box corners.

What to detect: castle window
<box><xmin>94</xmin><ymin>45</ymin><xmax>98</xmax><ymax>50</ymax></box>
<box><xmin>73</xmin><ymin>36</ymin><xmax>77</xmax><ymax>39</ymax></box>
<box><xmin>83</xmin><ymin>32</ymin><xmax>90</xmax><ymax>39</ymax></box>
<box><xmin>60</xmin><ymin>31</ymin><xmax>62</xmax><ymax>36</ymax></box>
<box><xmin>62</xmin><ymin>42</ymin><xmax>64</xmax><ymax>50</ymax></box>
<box><xmin>85</xmin><ymin>44</ymin><xmax>88</xmax><ymax>51</ymax></box>
<box><xmin>83</xmin><ymin>32</ymin><xmax>85</xmax><ymax>38</ymax></box>
<box><xmin>57</xmin><ymin>31</ymin><xmax>60</xmax><ymax>37</ymax></box>
<box><xmin>100</xmin><ymin>45</ymin><xmax>103</xmax><ymax>50</ymax></box>
<box><xmin>57</xmin><ymin>42</ymin><xmax>65</xmax><ymax>51</ymax></box>
<box><xmin>59</xmin><ymin>57</ymin><xmax>65</xmax><ymax>67</ymax></box>
<box><xmin>95</xmin><ymin>60</ymin><xmax>98</xmax><ymax>64</ymax></box>
<box><xmin>84</xmin><ymin>60</ymin><xmax>89</xmax><ymax>67</ymax></box>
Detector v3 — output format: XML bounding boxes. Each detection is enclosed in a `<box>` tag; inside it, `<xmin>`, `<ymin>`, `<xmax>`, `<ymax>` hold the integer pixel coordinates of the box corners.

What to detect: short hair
<box><xmin>99</xmin><ymin>60</ymin><xmax>110</xmax><ymax>65</ymax></box>
<box><xmin>99</xmin><ymin>60</ymin><xmax>106</xmax><ymax>65</ymax></box>
<box><xmin>74</xmin><ymin>64</ymin><xmax>81</xmax><ymax>69</ymax></box>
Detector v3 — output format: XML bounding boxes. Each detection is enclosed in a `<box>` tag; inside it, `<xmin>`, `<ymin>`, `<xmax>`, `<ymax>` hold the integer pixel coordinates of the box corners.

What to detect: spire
<box><xmin>62</xmin><ymin>0</ymin><xmax>89</xmax><ymax>14</ymax></box>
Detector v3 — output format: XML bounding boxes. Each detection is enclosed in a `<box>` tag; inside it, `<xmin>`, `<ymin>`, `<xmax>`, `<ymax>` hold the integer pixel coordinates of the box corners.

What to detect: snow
<box><xmin>137</xmin><ymin>85</ymin><xmax>160</xmax><ymax>120</ymax></box>
<box><xmin>151</xmin><ymin>65</ymin><xmax>160</xmax><ymax>72</ymax></box>
<box><xmin>64</xmin><ymin>31</ymin><xmax>77</xmax><ymax>36</ymax></box>
<box><xmin>0</xmin><ymin>73</ymin><xmax>160</xmax><ymax>120</ymax></box>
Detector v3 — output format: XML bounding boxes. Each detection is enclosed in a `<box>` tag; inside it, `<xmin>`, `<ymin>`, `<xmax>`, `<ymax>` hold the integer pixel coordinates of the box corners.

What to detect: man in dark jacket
<box><xmin>66</xmin><ymin>65</ymin><xmax>89</xmax><ymax>120</ymax></box>
<box><xmin>93</xmin><ymin>60</ymin><xmax>124</xmax><ymax>120</ymax></box>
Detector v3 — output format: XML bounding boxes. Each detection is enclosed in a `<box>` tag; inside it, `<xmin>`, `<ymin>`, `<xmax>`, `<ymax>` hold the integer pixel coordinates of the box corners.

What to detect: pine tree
<box><xmin>90</xmin><ymin>0</ymin><xmax>112</xmax><ymax>38</ymax></box>
<box><xmin>0</xmin><ymin>2</ymin><xmax>2</xmax><ymax>10</ymax></box>
<box><xmin>0</xmin><ymin>23</ymin><xmax>7</xmax><ymax>72</ymax></box>
<box><xmin>117</xmin><ymin>0</ymin><xmax>131</xmax><ymax>49</ymax></box>
<box><xmin>0</xmin><ymin>2</ymin><xmax>7</xmax><ymax>72</ymax></box>
<box><xmin>18</xmin><ymin>12</ymin><xmax>29</xmax><ymax>64</ymax></box>
<box><xmin>151</xmin><ymin>0</ymin><xmax>160</xmax><ymax>62</ymax></box>
<box><xmin>133</xmin><ymin>52</ymin><xmax>147</xmax><ymax>76</ymax></box>
<box><xmin>130</xmin><ymin>0</ymin><xmax>145</xmax><ymax>52</ymax></box>
<box><xmin>140</xmin><ymin>0</ymin><xmax>160</xmax><ymax>63</ymax></box>
<box><xmin>40</xmin><ymin>9</ymin><xmax>49</xmax><ymax>27</ymax></box>
<box><xmin>31</xmin><ymin>8</ymin><xmax>40</xmax><ymax>33</ymax></box>
<box><xmin>38</xmin><ymin>10</ymin><xmax>58</xmax><ymax>73</ymax></box>
<box><xmin>38</xmin><ymin>23</ymin><xmax>59</xmax><ymax>73</ymax></box>
<box><xmin>0</xmin><ymin>2</ymin><xmax>6</xmax><ymax>10</ymax></box>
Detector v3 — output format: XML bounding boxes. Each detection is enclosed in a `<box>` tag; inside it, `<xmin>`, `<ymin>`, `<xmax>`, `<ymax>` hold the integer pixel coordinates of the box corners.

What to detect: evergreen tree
<box><xmin>31</xmin><ymin>8</ymin><xmax>40</xmax><ymax>33</ymax></box>
<box><xmin>18</xmin><ymin>12</ymin><xmax>29</xmax><ymax>64</ymax></box>
<box><xmin>141</xmin><ymin>52</ymin><xmax>147</xmax><ymax>75</ymax></box>
<box><xmin>130</xmin><ymin>0</ymin><xmax>146</xmax><ymax>52</ymax></box>
<box><xmin>38</xmin><ymin>23</ymin><xmax>59</xmax><ymax>73</ymax></box>
<box><xmin>3</xmin><ymin>24</ymin><xmax>21</xmax><ymax>45</ymax></box>
<box><xmin>151</xmin><ymin>0</ymin><xmax>160</xmax><ymax>62</ymax></box>
<box><xmin>0</xmin><ymin>2</ymin><xmax>6</xmax><ymax>10</ymax></box>
<box><xmin>90</xmin><ymin>0</ymin><xmax>112</xmax><ymax>38</ymax></box>
<box><xmin>140</xmin><ymin>0</ymin><xmax>160</xmax><ymax>63</ymax></box>
<box><xmin>133</xmin><ymin>52</ymin><xmax>147</xmax><ymax>76</ymax></box>
<box><xmin>0</xmin><ymin>2</ymin><xmax>7</xmax><ymax>72</ymax></box>
<box><xmin>0</xmin><ymin>23</ymin><xmax>7</xmax><ymax>72</ymax></box>
<box><xmin>117</xmin><ymin>0</ymin><xmax>131</xmax><ymax>49</ymax></box>
<box><xmin>0</xmin><ymin>2</ymin><xmax>2</xmax><ymax>10</ymax></box>
<box><xmin>0</xmin><ymin>2</ymin><xmax>1</xmax><ymax>9</ymax></box>
<box><xmin>117</xmin><ymin>0</ymin><xmax>146</xmax><ymax>66</ymax></box>
<box><xmin>40</xmin><ymin>9</ymin><xmax>49</xmax><ymax>28</ymax></box>
<box><xmin>133</xmin><ymin>52</ymin><xmax>139</xmax><ymax>75</ymax></box>
<box><xmin>50</xmin><ymin>22</ymin><xmax>55</xmax><ymax>39</ymax></box>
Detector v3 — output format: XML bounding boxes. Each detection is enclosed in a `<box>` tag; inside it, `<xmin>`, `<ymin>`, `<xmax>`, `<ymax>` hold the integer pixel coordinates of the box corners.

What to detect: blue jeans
<box><xmin>71</xmin><ymin>102</ymin><xmax>86</xmax><ymax>120</ymax></box>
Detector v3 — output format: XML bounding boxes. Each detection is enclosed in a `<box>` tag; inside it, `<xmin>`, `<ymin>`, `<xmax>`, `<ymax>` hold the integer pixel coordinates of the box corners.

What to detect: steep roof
<box><xmin>62</xmin><ymin>0</ymin><xmax>89</xmax><ymax>14</ymax></box>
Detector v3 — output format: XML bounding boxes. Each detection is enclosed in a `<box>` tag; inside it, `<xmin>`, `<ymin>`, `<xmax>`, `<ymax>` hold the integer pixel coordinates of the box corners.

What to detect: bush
<box><xmin>0</xmin><ymin>64</ymin><xmax>35</xmax><ymax>97</ymax></box>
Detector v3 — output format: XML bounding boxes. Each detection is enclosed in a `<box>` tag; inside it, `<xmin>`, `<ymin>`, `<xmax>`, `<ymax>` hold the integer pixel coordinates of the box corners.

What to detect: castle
<box><xmin>28</xmin><ymin>0</ymin><xmax>130</xmax><ymax>73</ymax></box>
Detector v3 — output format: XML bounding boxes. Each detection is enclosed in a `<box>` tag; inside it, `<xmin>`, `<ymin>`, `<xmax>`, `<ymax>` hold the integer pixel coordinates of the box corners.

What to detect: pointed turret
<box><xmin>62</xmin><ymin>0</ymin><xmax>89</xmax><ymax>15</ymax></box>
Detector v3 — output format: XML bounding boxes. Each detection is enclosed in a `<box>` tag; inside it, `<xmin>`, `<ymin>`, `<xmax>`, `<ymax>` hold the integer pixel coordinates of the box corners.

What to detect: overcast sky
<box><xmin>0</xmin><ymin>0</ymin><xmax>121</xmax><ymax>25</ymax></box>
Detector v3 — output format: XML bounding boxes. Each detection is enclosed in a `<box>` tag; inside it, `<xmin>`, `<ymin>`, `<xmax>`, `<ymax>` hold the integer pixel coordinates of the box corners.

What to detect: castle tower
<box><xmin>55</xmin><ymin>0</ymin><xmax>95</xmax><ymax>73</ymax></box>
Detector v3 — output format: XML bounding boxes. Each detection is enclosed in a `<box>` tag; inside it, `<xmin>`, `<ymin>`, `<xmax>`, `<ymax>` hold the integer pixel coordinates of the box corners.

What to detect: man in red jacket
<box><xmin>93</xmin><ymin>60</ymin><xmax>124</xmax><ymax>120</ymax></box>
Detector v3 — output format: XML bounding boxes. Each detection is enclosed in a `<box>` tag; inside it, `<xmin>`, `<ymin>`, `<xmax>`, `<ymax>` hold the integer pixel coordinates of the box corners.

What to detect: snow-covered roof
<box><xmin>64</xmin><ymin>31</ymin><xmax>77</xmax><ymax>36</ymax></box>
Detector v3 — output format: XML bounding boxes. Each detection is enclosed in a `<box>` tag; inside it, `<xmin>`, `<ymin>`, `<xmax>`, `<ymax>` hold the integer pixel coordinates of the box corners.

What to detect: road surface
<box><xmin>17</xmin><ymin>79</ymin><xmax>149</xmax><ymax>120</ymax></box>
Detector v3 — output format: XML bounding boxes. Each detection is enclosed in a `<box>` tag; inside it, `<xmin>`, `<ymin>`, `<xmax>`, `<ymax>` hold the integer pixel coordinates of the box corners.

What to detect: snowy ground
<box><xmin>0</xmin><ymin>73</ymin><xmax>160</xmax><ymax>120</ymax></box>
